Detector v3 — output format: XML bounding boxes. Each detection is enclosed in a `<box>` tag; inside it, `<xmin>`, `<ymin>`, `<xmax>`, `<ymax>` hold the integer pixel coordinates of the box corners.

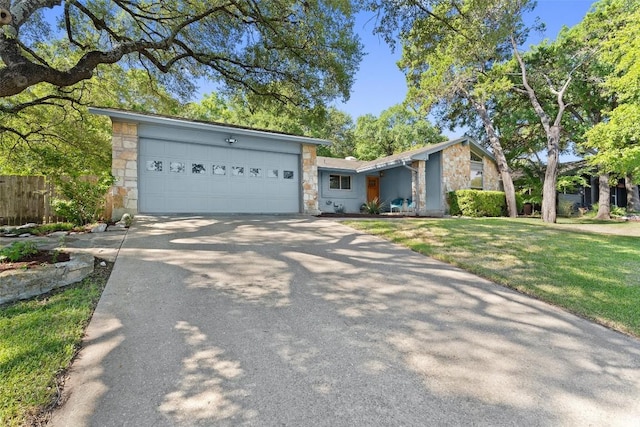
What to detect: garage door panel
<box><xmin>139</xmin><ymin>139</ymin><xmax>300</xmax><ymax>214</ymax></box>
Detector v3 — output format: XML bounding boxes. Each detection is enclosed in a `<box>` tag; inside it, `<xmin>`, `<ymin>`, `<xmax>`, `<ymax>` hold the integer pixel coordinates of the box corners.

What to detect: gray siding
<box><xmin>138</xmin><ymin>123</ymin><xmax>302</xmax><ymax>155</ymax></box>
<box><xmin>380</xmin><ymin>167</ymin><xmax>412</xmax><ymax>208</ymax></box>
<box><xmin>425</xmin><ymin>152</ymin><xmax>443</xmax><ymax>214</ymax></box>
<box><xmin>318</xmin><ymin>171</ymin><xmax>365</xmax><ymax>213</ymax></box>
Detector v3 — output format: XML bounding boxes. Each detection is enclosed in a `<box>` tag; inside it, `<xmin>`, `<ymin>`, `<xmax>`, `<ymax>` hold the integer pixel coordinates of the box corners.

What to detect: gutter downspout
<box><xmin>402</xmin><ymin>160</ymin><xmax>420</xmax><ymax>215</ymax></box>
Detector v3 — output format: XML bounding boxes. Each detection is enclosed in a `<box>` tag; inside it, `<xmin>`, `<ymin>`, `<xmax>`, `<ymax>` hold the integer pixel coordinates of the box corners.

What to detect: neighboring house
<box><xmin>557</xmin><ymin>161</ymin><xmax>639</xmax><ymax>210</ymax></box>
<box><xmin>90</xmin><ymin>108</ymin><xmax>328</xmax><ymax>218</ymax></box>
<box><xmin>317</xmin><ymin>137</ymin><xmax>501</xmax><ymax>216</ymax></box>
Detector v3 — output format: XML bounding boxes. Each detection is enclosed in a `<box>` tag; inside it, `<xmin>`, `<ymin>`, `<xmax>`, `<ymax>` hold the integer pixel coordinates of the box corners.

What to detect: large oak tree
<box><xmin>0</xmin><ymin>0</ymin><xmax>363</xmax><ymax>174</ymax></box>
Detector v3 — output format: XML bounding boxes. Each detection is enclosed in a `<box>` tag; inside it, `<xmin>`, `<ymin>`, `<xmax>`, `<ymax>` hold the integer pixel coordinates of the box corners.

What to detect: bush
<box><xmin>362</xmin><ymin>198</ymin><xmax>383</xmax><ymax>214</ymax></box>
<box><xmin>557</xmin><ymin>200</ymin><xmax>575</xmax><ymax>218</ymax></box>
<box><xmin>0</xmin><ymin>241</ymin><xmax>38</xmax><ymax>262</ymax></box>
<box><xmin>448</xmin><ymin>190</ymin><xmax>511</xmax><ymax>217</ymax></box>
<box><xmin>52</xmin><ymin>174</ymin><xmax>115</xmax><ymax>226</ymax></box>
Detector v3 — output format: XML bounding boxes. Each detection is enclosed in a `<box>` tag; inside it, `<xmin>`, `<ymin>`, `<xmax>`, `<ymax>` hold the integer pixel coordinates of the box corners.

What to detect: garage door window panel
<box><xmin>232</xmin><ymin>166</ymin><xmax>245</xmax><ymax>177</ymax></box>
<box><xmin>192</xmin><ymin>163</ymin><xmax>206</xmax><ymax>174</ymax></box>
<box><xmin>267</xmin><ymin>169</ymin><xmax>279</xmax><ymax>178</ymax></box>
<box><xmin>146</xmin><ymin>160</ymin><xmax>163</xmax><ymax>172</ymax></box>
<box><xmin>170</xmin><ymin>162</ymin><xmax>186</xmax><ymax>173</ymax></box>
<box><xmin>212</xmin><ymin>164</ymin><xmax>226</xmax><ymax>176</ymax></box>
<box><xmin>250</xmin><ymin>167</ymin><xmax>262</xmax><ymax>178</ymax></box>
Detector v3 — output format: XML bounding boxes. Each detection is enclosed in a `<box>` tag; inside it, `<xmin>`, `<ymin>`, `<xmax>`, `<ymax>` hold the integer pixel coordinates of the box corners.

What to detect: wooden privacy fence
<box><xmin>0</xmin><ymin>176</ymin><xmax>64</xmax><ymax>226</ymax></box>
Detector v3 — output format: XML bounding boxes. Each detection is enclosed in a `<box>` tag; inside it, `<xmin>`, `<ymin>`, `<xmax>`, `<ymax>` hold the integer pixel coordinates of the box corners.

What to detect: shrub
<box><xmin>0</xmin><ymin>241</ymin><xmax>38</xmax><ymax>262</ymax></box>
<box><xmin>448</xmin><ymin>190</ymin><xmax>509</xmax><ymax>217</ymax></box>
<box><xmin>52</xmin><ymin>174</ymin><xmax>115</xmax><ymax>226</ymax></box>
<box><xmin>362</xmin><ymin>198</ymin><xmax>383</xmax><ymax>214</ymax></box>
<box><xmin>557</xmin><ymin>200</ymin><xmax>575</xmax><ymax>218</ymax></box>
<box><xmin>29</xmin><ymin>223</ymin><xmax>76</xmax><ymax>235</ymax></box>
<box><xmin>610</xmin><ymin>205</ymin><xmax>627</xmax><ymax>217</ymax></box>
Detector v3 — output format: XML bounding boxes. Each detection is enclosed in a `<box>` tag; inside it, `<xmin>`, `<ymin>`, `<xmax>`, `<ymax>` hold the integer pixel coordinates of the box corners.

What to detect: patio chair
<box><xmin>390</xmin><ymin>198</ymin><xmax>404</xmax><ymax>212</ymax></box>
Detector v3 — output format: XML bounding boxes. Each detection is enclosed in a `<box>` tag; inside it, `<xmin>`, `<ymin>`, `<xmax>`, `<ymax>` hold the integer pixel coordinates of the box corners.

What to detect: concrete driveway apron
<box><xmin>51</xmin><ymin>216</ymin><xmax>640</xmax><ymax>426</ymax></box>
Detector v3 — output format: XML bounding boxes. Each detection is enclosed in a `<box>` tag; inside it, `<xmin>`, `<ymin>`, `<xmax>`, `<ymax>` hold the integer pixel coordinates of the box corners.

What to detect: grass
<box><xmin>0</xmin><ymin>264</ymin><xmax>110</xmax><ymax>426</ymax></box>
<box><xmin>345</xmin><ymin>217</ymin><xmax>640</xmax><ymax>337</ymax></box>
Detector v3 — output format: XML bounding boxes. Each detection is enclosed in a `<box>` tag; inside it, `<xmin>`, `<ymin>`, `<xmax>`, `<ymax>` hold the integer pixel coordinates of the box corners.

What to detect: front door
<box><xmin>367</xmin><ymin>176</ymin><xmax>380</xmax><ymax>202</ymax></box>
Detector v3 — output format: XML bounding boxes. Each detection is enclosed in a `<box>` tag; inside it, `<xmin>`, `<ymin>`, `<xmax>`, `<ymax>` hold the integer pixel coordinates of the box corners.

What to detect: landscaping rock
<box><xmin>19</xmin><ymin>233</ymin><xmax>31</xmax><ymax>238</ymax></box>
<box><xmin>91</xmin><ymin>223</ymin><xmax>108</xmax><ymax>233</ymax></box>
<box><xmin>17</xmin><ymin>223</ymin><xmax>37</xmax><ymax>230</ymax></box>
<box><xmin>0</xmin><ymin>253</ymin><xmax>94</xmax><ymax>305</ymax></box>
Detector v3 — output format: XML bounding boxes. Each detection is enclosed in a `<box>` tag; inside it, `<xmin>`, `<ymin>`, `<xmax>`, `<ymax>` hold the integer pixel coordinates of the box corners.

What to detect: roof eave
<box><xmin>89</xmin><ymin>107</ymin><xmax>331</xmax><ymax>146</ymax></box>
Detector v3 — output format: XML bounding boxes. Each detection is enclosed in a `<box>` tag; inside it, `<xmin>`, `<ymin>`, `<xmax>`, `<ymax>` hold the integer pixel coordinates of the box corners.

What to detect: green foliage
<box><xmin>52</xmin><ymin>174</ymin><xmax>115</xmax><ymax>226</ymax></box>
<box><xmin>610</xmin><ymin>205</ymin><xmax>627</xmax><ymax>217</ymax></box>
<box><xmin>557</xmin><ymin>200</ymin><xmax>575</xmax><ymax>218</ymax></box>
<box><xmin>353</xmin><ymin>104</ymin><xmax>445</xmax><ymax>160</ymax></box>
<box><xmin>448</xmin><ymin>190</ymin><xmax>509</xmax><ymax>217</ymax></box>
<box><xmin>0</xmin><ymin>241</ymin><xmax>39</xmax><ymax>263</ymax></box>
<box><xmin>362</xmin><ymin>198</ymin><xmax>383</xmax><ymax>214</ymax></box>
<box><xmin>28</xmin><ymin>223</ymin><xmax>75</xmax><ymax>236</ymax></box>
<box><xmin>186</xmin><ymin>93</ymin><xmax>357</xmax><ymax>159</ymax></box>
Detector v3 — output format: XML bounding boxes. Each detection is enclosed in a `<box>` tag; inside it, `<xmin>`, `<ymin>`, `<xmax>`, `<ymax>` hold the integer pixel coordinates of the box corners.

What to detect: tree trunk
<box><xmin>625</xmin><ymin>174</ymin><xmax>640</xmax><ymax>212</ymax></box>
<box><xmin>541</xmin><ymin>127</ymin><xmax>560</xmax><ymax>223</ymax></box>
<box><xmin>595</xmin><ymin>173</ymin><xmax>611</xmax><ymax>219</ymax></box>
<box><xmin>473</xmin><ymin>101</ymin><xmax>518</xmax><ymax>217</ymax></box>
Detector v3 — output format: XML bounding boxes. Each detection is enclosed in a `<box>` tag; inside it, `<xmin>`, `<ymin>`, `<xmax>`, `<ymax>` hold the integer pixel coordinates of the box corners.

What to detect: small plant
<box><xmin>0</xmin><ymin>241</ymin><xmax>39</xmax><ymax>263</ymax></box>
<box><xmin>29</xmin><ymin>222</ymin><xmax>75</xmax><ymax>236</ymax></box>
<box><xmin>362</xmin><ymin>198</ymin><xmax>383</xmax><ymax>214</ymax></box>
<box><xmin>120</xmin><ymin>213</ymin><xmax>133</xmax><ymax>227</ymax></box>
<box><xmin>334</xmin><ymin>204</ymin><xmax>345</xmax><ymax>214</ymax></box>
<box><xmin>610</xmin><ymin>205</ymin><xmax>627</xmax><ymax>217</ymax></box>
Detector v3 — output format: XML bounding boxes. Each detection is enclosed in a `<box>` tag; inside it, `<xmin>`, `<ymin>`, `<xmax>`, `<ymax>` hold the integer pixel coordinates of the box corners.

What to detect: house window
<box><xmin>329</xmin><ymin>174</ymin><xmax>351</xmax><ymax>190</ymax></box>
<box><xmin>471</xmin><ymin>167</ymin><xmax>483</xmax><ymax>189</ymax></box>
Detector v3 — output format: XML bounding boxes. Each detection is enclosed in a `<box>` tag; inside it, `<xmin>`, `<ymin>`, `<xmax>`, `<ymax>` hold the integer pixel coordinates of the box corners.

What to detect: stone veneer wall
<box><xmin>442</xmin><ymin>143</ymin><xmax>471</xmax><ymax>193</ymax></box>
<box><xmin>110</xmin><ymin>120</ymin><xmax>139</xmax><ymax>219</ymax></box>
<box><xmin>301</xmin><ymin>144</ymin><xmax>320</xmax><ymax>214</ymax></box>
<box><xmin>482</xmin><ymin>157</ymin><xmax>501</xmax><ymax>190</ymax></box>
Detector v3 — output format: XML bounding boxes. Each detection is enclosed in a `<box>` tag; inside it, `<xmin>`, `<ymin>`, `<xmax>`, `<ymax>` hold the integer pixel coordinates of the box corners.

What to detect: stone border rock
<box><xmin>0</xmin><ymin>253</ymin><xmax>94</xmax><ymax>305</ymax></box>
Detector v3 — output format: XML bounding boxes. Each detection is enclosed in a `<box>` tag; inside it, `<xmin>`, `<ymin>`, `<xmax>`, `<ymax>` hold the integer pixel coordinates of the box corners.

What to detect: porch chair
<box><xmin>390</xmin><ymin>198</ymin><xmax>404</xmax><ymax>212</ymax></box>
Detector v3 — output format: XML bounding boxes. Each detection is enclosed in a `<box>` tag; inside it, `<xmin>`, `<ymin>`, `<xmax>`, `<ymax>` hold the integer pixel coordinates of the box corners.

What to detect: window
<box><xmin>249</xmin><ymin>167</ymin><xmax>262</xmax><ymax>178</ymax></box>
<box><xmin>212</xmin><ymin>164</ymin><xmax>226</xmax><ymax>175</ymax></box>
<box><xmin>192</xmin><ymin>163</ymin><xmax>206</xmax><ymax>174</ymax></box>
<box><xmin>146</xmin><ymin>160</ymin><xmax>163</xmax><ymax>172</ymax></box>
<box><xmin>267</xmin><ymin>169</ymin><xmax>279</xmax><ymax>178</ymax></box>
<box><xmin>329</xmin><ymin>174</ymin><xmax>351</xmax><ymax>190</ymax></box>
<box><xmin>283</xmin><ymin>170</ymin><xmax>294</xmax><ymax>180</ymax></box>
<box><xmin>471</xmin><ymin>151</ymin><xmax>483</xmax><ymax>162</ymax></box>
<box><xmin>170</xmin><ymin>162</ymin><xmax>185</xmax><ymax>173</ymax></box>
<box><xmin>232</xmin><ymin>166</ymin><xmax>245</xmax><ymax>176</ymax></box>
<box><xmin>471</xmin><ymin>168</ymin><xmax>483</xmax><ymax>189</ymax></box>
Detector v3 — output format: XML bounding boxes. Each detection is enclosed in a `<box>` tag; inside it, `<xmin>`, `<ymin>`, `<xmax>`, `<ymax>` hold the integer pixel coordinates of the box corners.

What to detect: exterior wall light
<box><xmin>225</xmin><ymin>136</ymin><xmax>237</xmax><ymax>144</ymax></box>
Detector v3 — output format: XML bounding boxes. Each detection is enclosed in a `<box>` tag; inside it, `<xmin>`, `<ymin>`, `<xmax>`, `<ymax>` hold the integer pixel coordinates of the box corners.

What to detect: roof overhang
<box><xmin>89</xmin><ymin>107</ymin><xmax>331</xmax><ymax>146</ymax></box>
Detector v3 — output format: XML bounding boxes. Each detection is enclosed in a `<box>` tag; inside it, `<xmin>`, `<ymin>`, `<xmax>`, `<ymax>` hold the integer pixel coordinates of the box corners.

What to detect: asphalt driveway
<box><xmin>51</xmin><ymin>216</ymin><xmax>640</xmax><ymax>426</ymax></box>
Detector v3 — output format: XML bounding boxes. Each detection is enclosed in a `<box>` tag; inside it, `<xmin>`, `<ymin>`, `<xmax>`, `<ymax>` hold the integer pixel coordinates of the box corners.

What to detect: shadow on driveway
<box><xmin>51</xmin><ymin>216</ymin><xmax>640</xmax><ymax>426</ymax></box>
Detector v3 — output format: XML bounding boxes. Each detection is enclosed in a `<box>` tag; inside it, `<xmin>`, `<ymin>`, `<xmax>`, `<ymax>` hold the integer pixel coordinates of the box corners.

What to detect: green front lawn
<box><xmin>0</xmin><ymin>265</ymin><xmax>109</xmax><ymax>426</ymax></box>
<box><xmin>345</xmin><ymin>218</ymin><xmax>640</xmax><ymax>337</ymax></box>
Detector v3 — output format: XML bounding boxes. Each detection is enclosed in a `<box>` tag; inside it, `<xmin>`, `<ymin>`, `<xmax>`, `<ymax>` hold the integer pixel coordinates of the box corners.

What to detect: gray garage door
<box><xmin>139</xmin><ymin>138</ymin><xmax>300</xmax><ymax>213</ymax></box>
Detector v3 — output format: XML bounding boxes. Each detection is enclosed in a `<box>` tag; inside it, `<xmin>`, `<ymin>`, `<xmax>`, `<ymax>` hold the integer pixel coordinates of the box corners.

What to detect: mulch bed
<box><xmin>0</xmin><ymin>250</ymin><xmax>72</xmax><ymax>272</ymax></box>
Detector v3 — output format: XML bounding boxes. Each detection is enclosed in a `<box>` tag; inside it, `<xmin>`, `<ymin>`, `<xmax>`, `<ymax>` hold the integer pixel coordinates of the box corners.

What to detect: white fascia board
<box><xmin>89</xmin><ymin>107</ymin><xmax>331</xmax><ymax>146</ymax></box>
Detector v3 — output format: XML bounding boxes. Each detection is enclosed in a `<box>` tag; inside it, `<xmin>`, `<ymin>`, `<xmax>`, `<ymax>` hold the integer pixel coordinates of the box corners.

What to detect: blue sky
<box><xmin>336</xmin><ymin>0</ymin><xmax>599</xmax><ymax>120</ymax></box>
